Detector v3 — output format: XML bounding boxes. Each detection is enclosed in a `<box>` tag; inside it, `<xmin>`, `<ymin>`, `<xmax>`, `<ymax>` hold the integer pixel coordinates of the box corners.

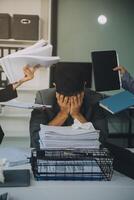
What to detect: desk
<box><xmin>1</xmin><ymin>169</ymin><xmax>134</xmax><ymax>200</ymax></box>
<box><xmin>128</xmin><ymin>107</ymin><xmax>134</xmax><ymax>147</ymax></box>
<box><xmin>0</xmin><ymin>137</ymin><xmax>134</xmax><ymax>200</ymax></box>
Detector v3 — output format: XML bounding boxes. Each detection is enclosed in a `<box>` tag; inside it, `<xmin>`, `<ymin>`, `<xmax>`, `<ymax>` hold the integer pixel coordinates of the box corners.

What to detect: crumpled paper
<box><xmin>72</xmin><ymin>119</ymin><xmax>96</xmax><ymax>131</ymax></box>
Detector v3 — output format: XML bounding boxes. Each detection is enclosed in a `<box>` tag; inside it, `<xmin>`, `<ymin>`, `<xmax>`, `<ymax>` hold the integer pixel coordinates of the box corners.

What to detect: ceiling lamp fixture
<box><xmin>98</xmin><ymin>15</ymin><xmax>107</xmax><ymax>25</ymax></box>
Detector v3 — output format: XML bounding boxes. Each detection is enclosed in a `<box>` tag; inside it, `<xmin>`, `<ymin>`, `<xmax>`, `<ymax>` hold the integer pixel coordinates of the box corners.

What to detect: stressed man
<box><xmin>30</xmin><ymin>64</ymin><xmax>108</xmax><ymax>148</ymax></box>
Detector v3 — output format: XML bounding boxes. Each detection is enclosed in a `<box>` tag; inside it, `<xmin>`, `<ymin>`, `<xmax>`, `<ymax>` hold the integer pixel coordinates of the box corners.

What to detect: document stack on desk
<box><xmin>0</xmin><ymin>39</ymin><xmax>60</xmax><ymax>83</ymax></box>
<box><xmin>39</xmin><ymin>121</ymin><xmax>100</xmax><ymax>149</ymax></box>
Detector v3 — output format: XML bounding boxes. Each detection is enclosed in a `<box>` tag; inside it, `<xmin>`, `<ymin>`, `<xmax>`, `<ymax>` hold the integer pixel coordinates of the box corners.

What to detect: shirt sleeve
<box><xmin>0</xmin><ymin>84</ymin><xmax>17</xmax><ymax>102</ymax></box>
<box><xmin>122</xmin><ymin>71</ymin><xmax>134</xmax><ymax>94</ymax></box>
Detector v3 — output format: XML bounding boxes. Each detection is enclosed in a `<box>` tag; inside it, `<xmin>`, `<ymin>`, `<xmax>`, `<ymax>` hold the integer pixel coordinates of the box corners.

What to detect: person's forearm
<box><xmin>71</xmin><ymin>113</ymin><xmax>87</xmax><ymax>123</ymax></box>
<box><xmin>122</xmin><ymin>71</ymin><xmax>134</xmax><ymax>93</ymax></box>
<box><xmin>48</xmin><ymin>111</ymin><xmax>68</xmax><ymax>126</ymax></box>
<box><xmin>12</xmin><ymin>80</ymin><xmax>24</xmax><ymax>90</ymax></box>
<box><xmin>0</xmin><ymin>84</ymin><xmax>17</xmax><ymax>102</ymax></box>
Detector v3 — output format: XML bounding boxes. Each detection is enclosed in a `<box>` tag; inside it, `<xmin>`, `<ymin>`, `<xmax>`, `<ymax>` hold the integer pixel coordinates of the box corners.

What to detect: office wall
<box><xmin>57</xmin><ymin>0</ymin><xmax>134</xmax><ymax>75</ymax></box>
<box><xmin>56</xmin><ymin>0</ymin><xmax>134</xmax><ymax>134</ymax></box>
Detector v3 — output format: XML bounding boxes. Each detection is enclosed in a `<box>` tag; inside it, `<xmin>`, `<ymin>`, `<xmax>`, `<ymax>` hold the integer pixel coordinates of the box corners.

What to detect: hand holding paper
<box><xmin>12</xmin><ymin>65</ymin><xmax>37</xmax><ymax>89</ymax></box>
<box><xmin>0</xmin><ymin>40</ymin><xmax>60</xmax><ymax>83</ymax></box>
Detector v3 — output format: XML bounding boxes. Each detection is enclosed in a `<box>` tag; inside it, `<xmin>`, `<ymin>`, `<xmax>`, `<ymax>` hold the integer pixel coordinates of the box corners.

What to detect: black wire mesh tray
<box><xmin>30</xmin><ymin>148</ymin><xmax>113</xmax><ymax>181</ymax></box>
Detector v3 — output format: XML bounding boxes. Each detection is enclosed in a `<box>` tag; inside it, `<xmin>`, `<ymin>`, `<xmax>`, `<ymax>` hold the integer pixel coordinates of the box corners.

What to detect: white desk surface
<box><xmin>0</xmin><ymin>137</ymin><xmax>134</xmax><ymax>200</ymax></box>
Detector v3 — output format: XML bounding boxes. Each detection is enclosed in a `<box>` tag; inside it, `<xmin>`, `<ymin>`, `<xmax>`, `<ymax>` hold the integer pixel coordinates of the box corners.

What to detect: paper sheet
<box><xmin>0</xmin><ymin>39</ymin><xmax>60</xmax><ymax>83</ymax></box>
<box><xmin>39</xmin><ymin>123</ymin><xmax>100</xmax><ymax>149</ymax></box>
<box><xmin>0</xmin><ymin>99</ymin><xmax>52</xmax><ymax>109</ymax></box>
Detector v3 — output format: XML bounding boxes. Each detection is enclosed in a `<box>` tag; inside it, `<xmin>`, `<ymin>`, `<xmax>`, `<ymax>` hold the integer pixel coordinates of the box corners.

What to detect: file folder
<box><xmin>99</xmin><ymin>90</ymin><xmax>134</xmax><ymax>114</ymax></box>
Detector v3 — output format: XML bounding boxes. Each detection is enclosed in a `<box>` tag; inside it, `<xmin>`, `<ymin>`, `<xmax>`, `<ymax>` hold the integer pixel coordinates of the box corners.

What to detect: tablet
<box><xmin>91</xmin><ymin>50</ymin><xmax>120</xmax><ymax>91</ymax></box>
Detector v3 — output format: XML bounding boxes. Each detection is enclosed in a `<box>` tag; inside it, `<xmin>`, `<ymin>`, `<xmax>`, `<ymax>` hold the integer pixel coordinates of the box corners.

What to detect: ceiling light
<box><xmin>98</xmin><ymin>15</ymin><xmax>107</xmax><ymax>25</ymax></box>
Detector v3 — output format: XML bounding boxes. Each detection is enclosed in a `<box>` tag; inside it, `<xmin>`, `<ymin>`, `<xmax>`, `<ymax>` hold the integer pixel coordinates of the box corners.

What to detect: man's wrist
<box><xmin>71</xmin><ymin>112</ymin><xmax>80</xmax><ymax>119</ymax></box>
<box><xmin>59</xmin><ymin>111</ymin><xmax>69</xmax><ymax>118</ymax></box>
<box><xmin>71</xmin><ymin>112</ymin><xmax>87</xmax><ymax>123</ymax></box>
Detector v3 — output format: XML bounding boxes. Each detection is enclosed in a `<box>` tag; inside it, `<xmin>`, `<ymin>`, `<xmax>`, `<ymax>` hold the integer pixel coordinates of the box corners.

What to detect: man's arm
<box><xmin>70</xmin><ymin>92</ymin><xmax>87</xmax><ymax>123</ymax></box>
<box><xmin>48</xmin><ymin>111</ymin><xmax>68</xmax><ymax>126</ymax></box>
<box><xmin>48</xmin><ymin>93</ymin><xmax>70</xmax><ymax>126</ymax></box>
<box><xmin>12</xmin><ymin>65</ymin><xmax>36</xmax><ymax>90</ymax></box>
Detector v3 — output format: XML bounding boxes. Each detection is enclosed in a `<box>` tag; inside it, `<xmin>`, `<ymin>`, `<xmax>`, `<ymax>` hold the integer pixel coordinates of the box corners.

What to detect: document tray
<box><xmin>30</xmin><ymin>148</ymin><xmax>113</xmax><ymax>181</ymax></box>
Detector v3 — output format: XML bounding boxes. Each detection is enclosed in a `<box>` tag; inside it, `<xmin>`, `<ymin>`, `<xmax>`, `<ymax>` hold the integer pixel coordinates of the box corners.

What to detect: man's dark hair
<box><xmin>54</xmin><ymin>63</ymin><xmax>85</xmax><ymax>96</ymax></box>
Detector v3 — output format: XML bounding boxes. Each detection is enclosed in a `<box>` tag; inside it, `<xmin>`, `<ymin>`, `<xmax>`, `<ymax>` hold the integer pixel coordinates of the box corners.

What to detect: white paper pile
<box><xmin>0</xmin><ymin>99</ymin><xmax>51</xmax><ymax>109</ymax></box>
<box><xmin>39</xmin><ymin>122</ymin><xmax>100</xmax><ymax>149</ymax></box>
<box><xmin>0</xmin><ymin>39</ymin><xmax>60</xmax><ymax>83</ymax></box>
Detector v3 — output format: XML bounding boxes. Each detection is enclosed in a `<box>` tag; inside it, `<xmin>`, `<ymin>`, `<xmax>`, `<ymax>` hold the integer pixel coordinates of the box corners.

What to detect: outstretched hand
<box><xmin>12</xmin><ymin>64</ymin><xmax>39</xmax><ymax>90</ymax></box>
<box><xmin>21</xmin><ymin>65</ymin><xmax>37</xmax><ymax>83</ymax></box>
<box><xmin>113</xmin><ymin>65</ymin><xmax>127</xmax><ymax>75</ymax></box>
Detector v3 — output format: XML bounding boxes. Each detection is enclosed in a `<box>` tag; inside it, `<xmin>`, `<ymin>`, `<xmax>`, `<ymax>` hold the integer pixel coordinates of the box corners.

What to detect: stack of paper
<box><xmin>39</xmin><ymin>124</ymin><xmax>100</xmax><ymax>149</ymax></box>
<box><xmin>0</xmin><ymin>39</ymin><xmax>60</xmax><ymax>83</ymax></box>
<box><xmin>0</xmin><ymin>99</ymin><xmax>51</xmax><ymax>109</ymax></box>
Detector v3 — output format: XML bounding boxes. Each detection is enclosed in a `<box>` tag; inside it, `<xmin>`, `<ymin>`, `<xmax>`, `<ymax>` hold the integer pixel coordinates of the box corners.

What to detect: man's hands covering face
<box><xmin>56</xmin><ymin>93</ymin><xmax>71</xmax><ymax>116</ymax></box>
<box><xmin>49</xmin><ymin>92</ymin><xmax>87</xmax><ymax>126</ymax></box>
<box><xmin>56</xmin><ymin>92</ymin><xmax>84</xmax><ymax>119</ymax></box>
